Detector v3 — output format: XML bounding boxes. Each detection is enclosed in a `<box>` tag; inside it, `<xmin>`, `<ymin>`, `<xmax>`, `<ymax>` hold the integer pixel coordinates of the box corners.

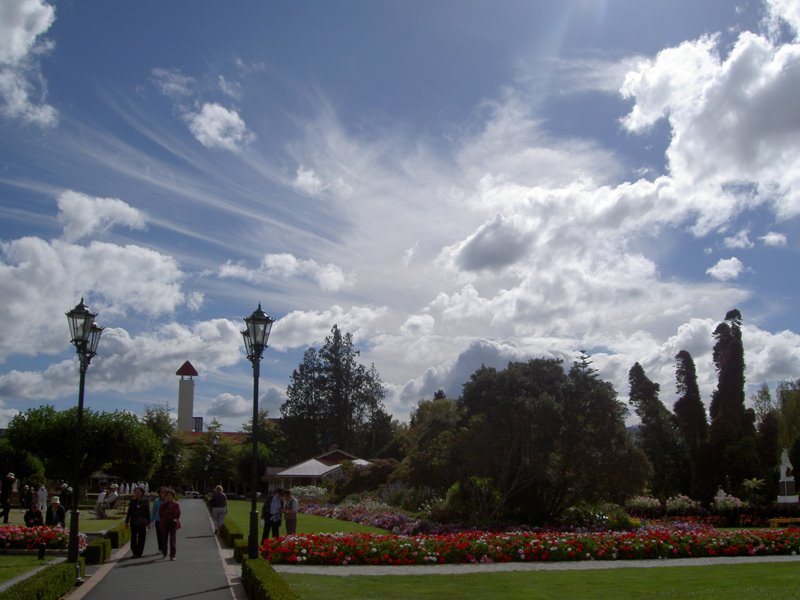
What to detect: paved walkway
<box><xmin>67</xmin><ymin>499</ymin><xmax>244</xmax><ymax>600</ymax></box>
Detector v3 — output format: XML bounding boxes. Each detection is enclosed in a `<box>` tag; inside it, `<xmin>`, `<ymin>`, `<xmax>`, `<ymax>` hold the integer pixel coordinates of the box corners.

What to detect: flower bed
<box><xmin>302</xmin><ymin>502</ymin><xmax>429</xmax><ymax>536</ymax></box>
<box><xmin>0</xmin><ymin>525</ymin><xmax>87</xmax><ymax>551</ymax></box>
<box><xmin>261</xmin><ymin>527</ymin><xmax>800</xmax><ymax>566</ymax></box>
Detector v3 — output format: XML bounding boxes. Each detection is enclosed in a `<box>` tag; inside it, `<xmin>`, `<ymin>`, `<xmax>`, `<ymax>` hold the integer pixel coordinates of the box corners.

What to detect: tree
<box><xmin>673</xmin><ymin>350</ymin><xmax>708</xmax><ymax>497</ymax></box>
<box><xmin>751</xmin><ymin>383</ymin><xmax>776</xmax><ymax>427</ymax></box>
<box><xmin>776</xmin><ymin>379</ymin><xmax>800</xmax><ymax>450</ymax></box>
<box><xmin>281</xmin><ymin>325</ymin><xmax>388</xmax><ymax>461</ymax></box>
<box><xmin>707</xmin><ymin>309</ymin><xmax>758</xmax><ymax>497</ymax></box>
<box><xmin>236</xmin><ymin>409</ymin><xmax>288</xmax><ymax>492</ymax></box>
<box><xmin>628</xmin><ymin>362</ymin><xmax>683</xmax><ymax>498</ymax></box>
<box><xmin>143</xmin><ymin>403</ymin><xmax>185</xmax><ymax>488</ymax></box>
<box><xmin>183</xmin><ymin>420</ymin><xmax>236</xmax><ymax>493</ymax></box>
<box><xmin>7</xmin><ymin>406</ymin><xmax>162</xmax><ymax>489</ymax></box>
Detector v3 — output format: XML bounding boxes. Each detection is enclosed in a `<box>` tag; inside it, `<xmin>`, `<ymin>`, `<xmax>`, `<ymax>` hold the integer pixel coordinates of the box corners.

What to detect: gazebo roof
<box><xmin>277</xmin><ymin>458</ymin><xmax>337</xmax><ymax>478</ymax></box>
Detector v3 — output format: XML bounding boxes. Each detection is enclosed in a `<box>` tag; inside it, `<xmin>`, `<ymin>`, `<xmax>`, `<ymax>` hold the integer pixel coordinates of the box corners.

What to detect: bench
<box><xmin>768</xmin><ymin>517</ymin><xmax>800</xmax><ymax>528</ymax></box>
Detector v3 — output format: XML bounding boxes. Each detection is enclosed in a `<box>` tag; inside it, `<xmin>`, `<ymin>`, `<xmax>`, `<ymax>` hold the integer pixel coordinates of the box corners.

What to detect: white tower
<box><xmin>176</xmin><ymin>361</ymin><xmax>198</xmax><ymax>432</ymax></box>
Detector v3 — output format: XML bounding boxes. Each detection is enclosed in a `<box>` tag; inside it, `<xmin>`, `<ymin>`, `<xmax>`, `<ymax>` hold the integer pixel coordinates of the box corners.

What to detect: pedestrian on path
<box><xmin>209</xmin><ymin>485</ymin><xmax>227</xmax><ymax>534</ymax></box>
<box><xmin>151</xmin><ymin>487</ymin><xmax>165</xmax><ymax>555</ymax></box>
<box><xmin>159</xmin><ymin>488</ymin><xmax>181</xmax><ymax>560</ymax></box>
<box><xmin>125</xmin><ymin>486</ymin><xmax>150</xmax><ymax>558</ymax></box>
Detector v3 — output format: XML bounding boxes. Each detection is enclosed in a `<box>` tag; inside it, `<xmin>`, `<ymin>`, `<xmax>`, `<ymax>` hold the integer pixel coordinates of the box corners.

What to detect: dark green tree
<box><xmin>281</xmin><ymin>325</ymin><xmax>388</xmax><ymax>461</ymax></box>
<box><xmin>673</xmin><ymin>349</ymin><xmax>708</xmax><ymax>497</ymax></box>
<box><xmin>143</xmin><ymin>403</ymin><xmax>185</xmax><ymax>488</ymax></box>
<box><xmin>707</xmin><ymin>309</ymin><xmax>758</xmax><ymax>497</ymax></box>
<box><xmin>628</xmin><ymin>362</ymin><xmax>683</xmax><ymax>498</ymax></box>
<box><xmin>183</xmin><ymin>420</ymin><xmax>236</xmax><ymax>493</ymax></box>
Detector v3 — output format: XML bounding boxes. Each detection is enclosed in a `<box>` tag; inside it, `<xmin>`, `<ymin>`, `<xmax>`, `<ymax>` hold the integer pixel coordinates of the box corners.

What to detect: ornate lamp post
<box><xmin>241</xmin><ymin>303</ymin><xmax>274</xmax><ymax>559</ymax></box>
<box><xmin>65</xmin><ymin>298</ymin><xmax>104</xmax><ymax>573</ymax></box>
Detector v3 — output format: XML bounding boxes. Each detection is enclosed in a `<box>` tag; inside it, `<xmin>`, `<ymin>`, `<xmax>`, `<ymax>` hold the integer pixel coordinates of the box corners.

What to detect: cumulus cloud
<box><xmin>206</xmin><ymin>392</ymin><xmax>251</xmax><ymax>417</ymax></box>
<box><xmin>449</xmin><ymin>214</ymin><xmax>533</xmax><ymax>272</ymax></box>
<box><xmin>0</xmin><ymin>0</ymin><xmax>57</xmax><ymax>126</ymax></box>
<box><xmin>270</xmin><ymin>305</ymin><xmax>387</xmax><ymax>351</ymax></box>
<box><xmin>57</xmin><ymin>190</ymin><xmax>147</xmax><ymax>242</ymax></box>
<box><xmin>760</xmin><ymin>231</ymin><xmax>788</xmax><ymax>246</ymax></box>
<box><xmin>219</xmin><ymin>253</ymin><xmax>355</xmax><ymax>292</ymax></box>
<box><xmin>186</xmin><ymin>102</ymin><xmax>254</xmax><ymax>152</ymax></box>
<box><xmin>706</xmin><ymin>257</ymin><xmax>745</xmax><ymax>281</ymax></box>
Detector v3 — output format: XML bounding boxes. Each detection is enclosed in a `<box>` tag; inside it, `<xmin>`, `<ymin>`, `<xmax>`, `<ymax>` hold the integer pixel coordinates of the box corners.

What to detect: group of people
<box><xmin>260</xmin><ymin>488</ymin><xmax>299</xmax><ymax>541</ymax></box>
<box><xmin>124</xmin><ymin>486</ymin><xmax>182</xmax><ymax>560</ymax></box>
<box><xmin>23</xmin><ymin>494</ymin><xmax>66</xmax><ymax>527</ymax></box>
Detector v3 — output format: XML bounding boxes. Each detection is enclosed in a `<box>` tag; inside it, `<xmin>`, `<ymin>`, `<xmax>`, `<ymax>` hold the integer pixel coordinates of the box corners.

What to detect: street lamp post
<box><xmin>241</xmin><ymin>303</ymin><xmax>274</xmax><ymax>560</ymax></box>
<box><xmin>65</xmin><ymin>299</ymin><xmax>104</xmax><ymax>574</ymax></box>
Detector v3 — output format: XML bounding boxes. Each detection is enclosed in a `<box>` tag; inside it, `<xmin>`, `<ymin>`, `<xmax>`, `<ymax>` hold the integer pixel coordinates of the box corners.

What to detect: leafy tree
<box><xmin>183</xmin><ymin>420</ymin><xmax>236</xmax><ymax>493</ymax></box>
<box><xmin>451</xmin><ymin>357</ymin><xmax>648</xmax><ymax>523</ymax></box>
<box><xmin>673</xmin><ymin>349</ymin><xmax>707</xmax><ymax>497</ymax></box>
<box><xmin>394</xmin><ymin>395</ymin><xmax>463</xmax><ymax>491</ymax></box>
<box><xmin>776</xmin><ymin>379</ymin><xmax>800</xmax><ymax>450</ymax></box>
<box><xmin>237</xmin><ymin>409</ymin><xmax>288</xmax><ymax>494</ymax></box>
<box><xmin>0</xmin><ymin>438</ymin><xmax>45</xmax><ymax>488</ymax></box>
<box><xmin>143</xmin><ymin>403</ymin><xmax>185</xmax><ymax>488</ymax></box>
<box><xmin>628</xmin><ymin>362</ymin><xmax>683</xmax><ymax>498</ymax></box>
<box><xmin>751</xmin><ymin>383</ymin><xmax>776</xmax><ymax>427</ymax></box>
<box><xmin>281</xmin><ymin>325</ymin><xmax>388</xmax><ymax>461</ymax></box>
<box><xmin>8</xmin><ymin>406</ymin><xmax>162</xmax><ymax>488</ymax></box>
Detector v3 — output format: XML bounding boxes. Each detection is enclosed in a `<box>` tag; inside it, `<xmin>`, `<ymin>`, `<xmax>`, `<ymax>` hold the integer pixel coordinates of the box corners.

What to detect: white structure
<box><xmin>176</xmin><ymin>361</ymin><xmax>198</xmax><ymax>433</ymax></box>
<box><xmin>777</xmin><ymin>448</ymin><xmax>799</xmax><ymax>504</ymax></box>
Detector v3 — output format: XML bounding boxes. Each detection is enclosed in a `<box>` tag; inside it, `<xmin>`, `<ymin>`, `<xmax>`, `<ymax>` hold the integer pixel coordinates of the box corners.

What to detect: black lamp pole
<box><xmin>65</xmin><ymin>299</ymin><xmax>103</xmax><ymax>574</ymax></box>
<box><xmin>242</xmin><ymin>303</ymin><xmax>274</xmax><ymax>560</ymax></box>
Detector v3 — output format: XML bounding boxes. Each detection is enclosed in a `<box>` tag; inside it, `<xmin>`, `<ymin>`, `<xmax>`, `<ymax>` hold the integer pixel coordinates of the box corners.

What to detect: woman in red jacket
<box><xmin>158</xmin><ymin>488</ymin><xmax>181</xmax><ymax>560</ymax></box>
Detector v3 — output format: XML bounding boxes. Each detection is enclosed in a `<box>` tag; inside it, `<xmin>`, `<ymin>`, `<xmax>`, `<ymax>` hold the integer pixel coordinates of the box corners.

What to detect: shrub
<box><xmin>233</xmin><ymin>538</ymin><xmax>249</xmax><ymax>563</ymax></box>
<box><xmin>713</xmin><ymin>491</ymin><xmax>745</xmax><ymax>512</ymax></box>
<box><xmin>665</xmin><ymin>494</ymin><xmax>702</xmax><ymax>516</ymax></box>
<box><xmin>625</xmin><ymin>495</ymin><xmax>663</xmax><ymax>518</ymax></box>
<box><xmin>442</xmin><ymin>477</ymin><xmax>501</xmax><ymax>523</ymax></box>
<box><xmin>220</xmin><ymin>516</ymin><xmax>244</xmax><ymax>548</ymax></box>
<box><xmin>105</xmin><ymin>523</ymin><xmax>130</xmax><ymax>548</ymax></box>
<box><xmin>329</xmin><ymin>459</ymin><xmax>400</xmax><ymax>503</ymax></box>
<box><xmin>288</xmin><ymin>485</ymin><xmax>328</xmax><ymax>504</ymax></box>
<box><xmin>1</xmin><ymin>560</ymin><xmax>77</xmax><ymax>600</ymax></box>
<box><xmin>241</xmin><ymin>556</ymin><xmax>301</xmax><ymax>600</ymax></box>
<box><xmin>84</xmin><ymin>536</ymin><xmax>112</xmax><ymax>564</ymax></box>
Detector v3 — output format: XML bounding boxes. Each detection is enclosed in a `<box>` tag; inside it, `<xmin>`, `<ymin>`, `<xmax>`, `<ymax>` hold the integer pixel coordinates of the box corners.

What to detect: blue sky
<box><xmin>1</xmin><ymin>0</ymin><xmax>799</xmax><ymax>432</ymax></box>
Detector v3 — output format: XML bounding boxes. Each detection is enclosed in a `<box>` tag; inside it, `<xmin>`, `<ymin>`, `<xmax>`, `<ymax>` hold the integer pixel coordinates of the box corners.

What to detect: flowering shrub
<box><xmin>625</xmin><ymin>495</ymin><xmax>663</xmax><ymax>517</ymax></box>
<box><xmin>302</xmin><ymin>501</ymin><xmax>428</xmax><ymax>535</ymax></box>
<box><xmin>713</xmin><ymin>491</ymin><xmax>745</xmax><ymax>512</ymax></box>
<box><xmin>289</xmin><ymin>486</ymin><xmax>328</xmax><ymax>504</ymax></box>
<box><xmin>665</xmin><ymin>495</ymin><xmax>702</xmax><ymax>515</ymax></box>
<box><xmin>261</xmin><ymin>527</ymin><xmax>800</xmax><ymax>566</ymax></box>
<box><xmin>0</xmin><ymin>525</ymin><xmax>87</xmax><ymax>550</ymax></box>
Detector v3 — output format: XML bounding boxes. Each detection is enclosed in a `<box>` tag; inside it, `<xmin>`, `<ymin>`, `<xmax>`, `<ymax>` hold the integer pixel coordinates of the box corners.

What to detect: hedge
<box><xmin>241</xmin><ymin>557</ymin><xmax>300</xmax><ymax>600</ymax></box>
<box><xmin>84</xmin><ymin>537</ymin><xmax>112</xmax><ymax>564</ymax></box>
<box><xmin>1</xmin><ymin>560</ymin><xmax>81</xmax><ymax>600</ymax></box>
<box><xmin>220</xmin><ymin>517</ymin><xmax>244</xmax><ymax>548</ymax></box>
<box><xmin>104</xmin><ymin>522</ymin><xmax>131</xmax><ymax>548</ymax></box>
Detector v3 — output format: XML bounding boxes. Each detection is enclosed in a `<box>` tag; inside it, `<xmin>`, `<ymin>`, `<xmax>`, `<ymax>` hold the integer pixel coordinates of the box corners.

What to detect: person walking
<box><xmin>209</xmin><ymin>485</ymin><xmax>227</xmax><ymax>534</ymax></box>
<box><xmin>151</xmin><ymin>487</ymin><xmax>166</xmax><ymax>555</ymax></box>
<box><xmin>125</xmin><ymin>486</ymin><xmax>151</xmax><ymax>558</ymax></box>
<box><xmin>45</xmin><ymin>496</ymin><xmax>66</xmax><ymax>527</ymax></box>
<box><xmin>159</xmin><ymin>488</ymin><xmax>181</xmax><ymax>561</ymax></box>
<box><xmin>0</xmin><ymin>473</ymin><xmax>14</xmax><ymax>523</ymax></box>
<box><xmin>282</xmin><ymin>488</ymin><xmax>299</xmax><ymax>535</ymax></box>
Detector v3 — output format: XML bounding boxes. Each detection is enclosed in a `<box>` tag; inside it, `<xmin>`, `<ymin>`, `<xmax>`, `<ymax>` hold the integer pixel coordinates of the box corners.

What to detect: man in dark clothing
<box><xmin>1</xmin><ymin>473</ymin><xmax>15</xmax><ymax>524</ymax></box>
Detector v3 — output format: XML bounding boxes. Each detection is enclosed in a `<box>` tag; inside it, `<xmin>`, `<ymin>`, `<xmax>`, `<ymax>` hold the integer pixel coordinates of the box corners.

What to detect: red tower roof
<box><xmin>176</xmin><ymin>361</ymin><xmax>199</xmax><ymax>377</ymax></box>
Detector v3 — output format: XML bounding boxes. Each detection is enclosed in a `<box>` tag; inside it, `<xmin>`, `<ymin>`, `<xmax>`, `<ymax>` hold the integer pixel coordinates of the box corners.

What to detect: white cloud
<box><xmin>219</xmin><ymin>253</ymin><xmax>355</xmax><ymax>292</ymax></box>
<box><xmin>706</xmin><ymin>257</ymin><xmax>745</xmax><ymax>281</ymax></box>
<box><xmin>765</xmin><ymin>0</ymin><xmax>800</xmax><ymax>38</ymax></box>
<box><xmin>723</xmin><ymin>230</ymin><xmax>754</xmax><ymax>249</ymax></box>
<box><xmin>151</xmin><ymin>67</ymin><xmax>195</xmax><ymax>99</ymax></box>
<box><xmin>57</xmin><ymin>190</ymin><xmax>147</xmax><ymax>242</ymax></box>
<box><xmin>186</xmin><ymin>102</ymin><xmax>254</xmax><ymax>152</ymax></box>
<box><xmin>760</xmin><ymin>231</ymin><xmax>788</xmax><ymax>246</ymax></box>
<box><xmin>217</xmin><ymin>75</ymin><xmax>242</xmax><ymax>99</ymax></box>
<box><xmin>0</xmin><ymin>0</ymin><xmax>56</xmax><ymax>126</ymax></box>
<box><xmin>292</xmin><ymin>166</ymin><xmax>323</xmax><ymax>196</ymax></box>
<box><xmin>206</xmin><ymin>392</ymin><xmax>250</xmax><ymax>417</ymax></box>
<box><xmin>270</xmin><ymin>305</ymin><xmax>388</xmax><ymax>351</ymax></box>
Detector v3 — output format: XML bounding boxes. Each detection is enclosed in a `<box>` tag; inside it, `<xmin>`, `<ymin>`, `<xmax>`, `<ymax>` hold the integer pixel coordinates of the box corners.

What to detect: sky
<box><xmin>1</xmin><ymin>0</ymin><xmax>799</xmax><ymax>433</ymax></box>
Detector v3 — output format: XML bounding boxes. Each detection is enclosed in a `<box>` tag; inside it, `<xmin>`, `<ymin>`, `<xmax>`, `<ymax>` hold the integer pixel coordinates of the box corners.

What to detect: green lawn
<box><xmin>224</xmin><ymin>499</ymin><xmax>388</xmax><ymax>536</ymax></box>
<box><xmin>3</xmin><ymin>506</ymin><xmax>123</xmax><ymax>533</ymax></box>
<box><xmin>282</xmin><ymin>562</ymin><xmax>800</xmax><ymax>600</ymax></box>
<box><xmin>0</xmin><ymin>555</ymin><xmax>56</xmax><ymax>584</ymax></box>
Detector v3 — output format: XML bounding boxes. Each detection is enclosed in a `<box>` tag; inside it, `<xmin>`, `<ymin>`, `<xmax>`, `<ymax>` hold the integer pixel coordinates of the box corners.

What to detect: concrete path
<box><xmin>67</xmin><ymin>499</ymin><xmax>243</xmax><ymax>600</ymax></box>
<box><xmin>273</xmin><ymin>553</ymin><xmax>800</xmax><ymax>576</ymax></box>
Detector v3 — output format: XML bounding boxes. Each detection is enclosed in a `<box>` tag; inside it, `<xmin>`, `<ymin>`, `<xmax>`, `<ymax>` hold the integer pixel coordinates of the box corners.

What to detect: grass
<box><xmin>282</xmin><ymin>562</ymin><xmax>800</xmax><ymax>600</ymax></box>
<box><xmin>3</xmin><ymin>506</ymin><xmax>123</xmax><ymax>533</ymax></box>
<box><xmin>224</xmin><ymin>499</ymin><xmax>389</xmax><ymax>536</ymax></box>
<box><xmin>0</xmin><ymin>555</ymin><xmax>56</xmax><ymax>584</ymax></box>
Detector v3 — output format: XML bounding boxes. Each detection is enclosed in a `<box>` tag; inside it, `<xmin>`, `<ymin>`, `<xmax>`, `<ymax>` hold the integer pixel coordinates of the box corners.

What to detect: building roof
<box><xmin>176</xmin><ymin>361</ymin><xmax>198</xmax><ymax>377</ymax></box>
<box><xmin>277</xmin><ymin>458</ymin><xmax>338</xmax><ymax>478</ymax></box>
